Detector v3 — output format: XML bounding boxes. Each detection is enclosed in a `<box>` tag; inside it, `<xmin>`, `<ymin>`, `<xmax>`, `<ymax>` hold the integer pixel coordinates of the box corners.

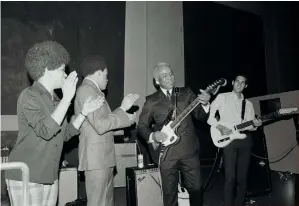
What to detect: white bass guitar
<box><xmin>210</xmin><ymin>107</ymin><xmax>298</xmax><ymax>148</ymax></box>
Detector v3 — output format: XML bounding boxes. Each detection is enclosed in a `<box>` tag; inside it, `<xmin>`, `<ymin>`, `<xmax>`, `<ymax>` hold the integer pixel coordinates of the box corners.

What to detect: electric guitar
<box><xmin>210</xmin><ymin>107</ymin><xmax>298</xmax><ymax>148</ymax></box>
<box><xmin>149</xmin><ymin>78</ymin><xmax>227</xmax><ymax>164</ymax></box>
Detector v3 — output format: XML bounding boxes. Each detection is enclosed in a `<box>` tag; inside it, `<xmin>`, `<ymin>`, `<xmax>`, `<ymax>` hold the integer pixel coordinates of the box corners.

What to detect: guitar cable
<box><xmin>251</xmin><ymin>119</ymin><xmax>299</xmax><ymax>163</ymax></box>
<box><xmin>158</xmin><ymin>152</ymin><xmax>165</xmax><ymax>206</ymax></box>
<box><xmin>251</xmin><ymin>142</ymin><xmax>298</xmax><ymax>163</ymax></box>
<box><xmin>202</xmin><ymin>148</ymin><xmax>222</xmax><ymax>192</ymax></box>
<box><xmin>156</xmin><ymin>88</ymin><xmax>179</xmax><ymax>206</ymax></box>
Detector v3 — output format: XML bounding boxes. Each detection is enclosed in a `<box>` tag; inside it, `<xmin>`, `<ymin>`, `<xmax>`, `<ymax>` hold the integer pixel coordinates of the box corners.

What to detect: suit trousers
<box><xmin>85</xmin><ymin>167</ymin><xmax>114</xmax><ymax>206</ymax></box>
<box><xmin>223</xmin><ymin>146</ymin><xmax>251</xmax><ymax>206</ymax></box>
<box><xmin>160</xmin><ymin>155</ymin><xmax>202</xmax><ymax>206</ymax></box>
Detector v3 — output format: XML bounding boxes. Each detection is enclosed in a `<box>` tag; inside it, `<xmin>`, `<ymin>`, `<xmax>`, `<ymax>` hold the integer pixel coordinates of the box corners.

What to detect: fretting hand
<box><xmin>81</xmin><ymin>96</ymin><xmax>105</xmax><ymax>116</ymax></box>
<box><xmin>121</xmin><ymin>94</ymin><xmax>139</xmax><ymax>111</ymax></box>
<box><xmin>253</xmin><ymin>118</ymin><xmax>262</xmax><ymax>127</ymax></box>
<box><xmin>197</xmin><ymin>89</ymin><xmax>211</xmax><ymax>106</ymax></box>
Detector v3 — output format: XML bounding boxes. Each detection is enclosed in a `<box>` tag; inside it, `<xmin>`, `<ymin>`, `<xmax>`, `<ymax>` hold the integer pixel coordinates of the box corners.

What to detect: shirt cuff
<box><xmin>119</xmin><ymin>107</ymin><xmax>126</xmax><ymax>112</ymax></box>
<box><xmin>148</xmin><ymin>133</ymin><xmax>155</xmax><ymax>143</ymax></box>
<box><xmin>68</xmin><ymin>123</ymin><xmax>80</xmax><ymax>136</ymax></box>
<box><xmin>47</xmin><ymin>116</ymin><xmax>62</xmax><ymax>135</ymax></box>
<box><xmin>201</xmin><ymin>103</ymin><xmax>210</xmax><ymax>113</ymax></box>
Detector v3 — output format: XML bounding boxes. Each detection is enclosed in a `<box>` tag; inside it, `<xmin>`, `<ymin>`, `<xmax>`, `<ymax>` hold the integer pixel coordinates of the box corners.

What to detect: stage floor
<box><xmin>1</xmin><ymin>167</ymin><xmax>297</xmax><ymax>206</ymax></box>
<box><xmin>89</xmin><ymin>167</ymin><xmax>298</xmax><ymax>206</ymax></box>
<box><xmin>112</xmin><ymin>168</ymin><xmax>297</xmax><ymax>206</ymax></box>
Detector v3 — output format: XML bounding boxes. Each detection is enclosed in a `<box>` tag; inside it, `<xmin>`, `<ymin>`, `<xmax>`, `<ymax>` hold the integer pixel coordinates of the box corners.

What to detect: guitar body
<box><xmin>210</xmin><ymin>122</ymin><xmax>247</xmax><ymax>148</ymax></box>
<box><xmin>210</xmin><ymin>107</ymin><xmax>298</xmax><ymax>148</ymax></box>
<box><xmin>148</xmin><ymin>109</ymin><xmax>181</xmax><ymax>164</ymax></box>
<box><xmin>146</xmin><ymin>78</ymin><xmax>228</xmax><ymax>164</ymax></box>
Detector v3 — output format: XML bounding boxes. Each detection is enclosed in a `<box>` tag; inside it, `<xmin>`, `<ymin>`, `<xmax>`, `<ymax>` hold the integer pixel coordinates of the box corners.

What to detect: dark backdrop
<box><xmin>183</xmin><ymin>2</ymin><xmax>267</xmax><ymax>162</ymax></box>
<box><xmin>1</xmin><ymin>1</ymin><xmax>126</xmax><ymax>167</ymax></box>
<box><xmin>1</xmin><ymin>1</ymin><xmax>126</xmax><ymax>115</ymax></box>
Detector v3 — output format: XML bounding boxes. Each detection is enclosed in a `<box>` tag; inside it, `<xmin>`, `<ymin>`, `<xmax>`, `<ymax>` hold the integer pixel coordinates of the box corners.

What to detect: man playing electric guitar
<box><xmin>137</xmin><ymin>62</ymin><xmax>211</xmax><ymax>206</ymax></box>
<box><xmin>207</xmin><ymin>74</ymin><xmax>262</xmax><ymax>206</ymax></box>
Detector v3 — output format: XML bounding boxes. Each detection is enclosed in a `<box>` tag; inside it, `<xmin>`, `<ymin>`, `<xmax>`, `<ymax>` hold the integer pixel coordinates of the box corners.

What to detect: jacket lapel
<box><xmin>157</xmin><ymin>89</ymin><xmax>171</xmax><ymax>102</ymax></box>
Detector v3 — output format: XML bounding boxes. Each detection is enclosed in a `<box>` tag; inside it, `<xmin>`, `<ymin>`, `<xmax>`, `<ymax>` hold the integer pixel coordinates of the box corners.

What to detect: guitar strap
<box><xmin>173</xmin><ymin>87</ymin><xmax>180</xmax><ymax>119</ymax></box>
<box><xmin>173</xmin><ymin>87</ymin><xmax>182</xmax><ymax>184</ymax></box>
<box><xmin>241</xmin><ymin>98</ymin><xmax>246</xmax><ymax>121</ymax></box>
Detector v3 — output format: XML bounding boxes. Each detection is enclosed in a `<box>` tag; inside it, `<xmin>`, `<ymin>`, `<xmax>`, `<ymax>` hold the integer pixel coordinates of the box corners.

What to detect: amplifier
<box><xmin>114</xmin><ymin>143</ymin><xmax>137</xmax><ymax>187</ymax></box>
<box><xmin>246</xmin><ymin>128</ymin><xmax>272</xmax><ymax>197</ymax></box>
<box><xmin>59</xmin><ymin>167</ymin><xmax>78</xmax><ymax>206</ymax></box>
<box><xmin>126</xmin><ymin>166</ymin><xmax>163</xmax><ymax>206</ymax></box>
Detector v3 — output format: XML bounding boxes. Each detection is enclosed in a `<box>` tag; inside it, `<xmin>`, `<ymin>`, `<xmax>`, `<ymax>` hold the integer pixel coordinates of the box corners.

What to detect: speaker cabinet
<box><xmin>126</xmin><ymin>166</ymin><xmax>163</xmax><ymax>206</ymax></box>
<box><xmin>246</xmin><ymin>128</ymin><xmax>272</xmax><ymax>198</ymax></box>
<box><xmin>114</xmin><ymin>143</ymin><xmax>137</xmax><ymax>187</ymax></box>
<box><xmin>59</xmin><ymin>168</ymin><xmax>78</xmax><ymax>206</ymax></box>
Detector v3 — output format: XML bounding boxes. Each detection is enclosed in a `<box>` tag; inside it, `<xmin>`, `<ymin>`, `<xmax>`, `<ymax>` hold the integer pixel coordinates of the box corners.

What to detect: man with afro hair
<box><xmin>5</xmin><ymin>41</ymin><xmax>105</xmax><ymax>206</ymax></box>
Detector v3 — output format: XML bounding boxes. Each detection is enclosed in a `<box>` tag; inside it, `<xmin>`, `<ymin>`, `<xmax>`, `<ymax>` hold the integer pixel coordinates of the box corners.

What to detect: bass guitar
<box><xmin>210</xmin><ymin>107</ymin><xmax>298</xmax><ymax>148</ymax></box>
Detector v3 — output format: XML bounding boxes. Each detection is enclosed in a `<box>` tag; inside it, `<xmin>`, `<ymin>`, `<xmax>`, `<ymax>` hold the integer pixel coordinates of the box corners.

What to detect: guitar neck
<box><xmin>235</xmin><ymin>112</ymin><xmax>278</xmax><ymax>130</ymax></box>
<box><xmin>170</xmin><ymin>96</ymin><xmax>203</xmax><ymax>129</ymax></box>
<box><xmin>168</xmin><ymin>78</ymin><xmax>226</xmax><ymax>130</ymax></box>
<box><xmin>235</xmin><ymin>121</ymin><xmax>254</xmax><ymax>130</ymax></box>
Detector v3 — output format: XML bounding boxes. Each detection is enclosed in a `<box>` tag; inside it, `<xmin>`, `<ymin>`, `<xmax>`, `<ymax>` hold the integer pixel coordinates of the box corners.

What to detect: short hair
<box><xmin>234</xmin><ymin>74</ymin><xmax>248</xmax><ymax>84</ymax></box>
<box><xmin>24</xmin><ymin>41</ymin><xmax>70</xmax><ymax>81</ymax></box>
<box><xmin>153</xmin><ymin>62</ymin><xmax>171</xmax><ymax>79</ymax></box>
<box><xmin>80</xmin><ymin>55</ymin><xmax>107</xmax><ymax>78</ymax></box>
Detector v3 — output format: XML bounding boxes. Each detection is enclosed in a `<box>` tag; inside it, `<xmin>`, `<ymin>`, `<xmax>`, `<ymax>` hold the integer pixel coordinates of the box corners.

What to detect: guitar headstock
<box><xmin>278</xmin><ymin>107</ymin><xmax>298</xmax><ymax>115</ymax></box>
<box><xmin>205</xmin><ymin>78</ymin><xmax>227</xmax><ymax>95</ymax></box>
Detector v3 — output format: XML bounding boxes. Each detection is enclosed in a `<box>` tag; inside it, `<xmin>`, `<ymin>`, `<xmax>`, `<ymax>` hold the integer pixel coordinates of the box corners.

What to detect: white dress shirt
<box><xmin>207</xmin><ymin>92</ymin><xmax>255</xmax><ymax>128</ymax></box>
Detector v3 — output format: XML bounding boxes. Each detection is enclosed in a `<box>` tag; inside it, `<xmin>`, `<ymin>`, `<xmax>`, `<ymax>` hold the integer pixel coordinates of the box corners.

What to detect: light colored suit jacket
<box><xmin>74</xmin><ymin>79</ymin><xmax>132</xmax><ymax>171</ymax></box>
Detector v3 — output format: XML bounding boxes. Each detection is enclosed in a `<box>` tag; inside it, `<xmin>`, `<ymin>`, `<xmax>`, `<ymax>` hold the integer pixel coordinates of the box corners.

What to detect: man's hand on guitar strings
<box><xmin>197</xmin><ymin>89</ymin><xmax>211</xmax><ymax>106</ymax></box>
<box><xmin>216</xmin><ymin>124</ymin><xmax>233</xmax><ymax>135</ymax></box>
<box><xmin>151</xmin><ymin>142</ymin><xmax>159</xmax><ymax>150</ymax></box>
<box><xmin>153</xmin><ymin>131</ymin><xmax>168</xmax><ymax>142</ymax></box>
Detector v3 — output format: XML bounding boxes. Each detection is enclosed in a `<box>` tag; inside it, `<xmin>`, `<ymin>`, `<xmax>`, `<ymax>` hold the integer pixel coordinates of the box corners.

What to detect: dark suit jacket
<box><xmin>137</xmin><ymin>87</ymin><xmax>209</xmax><ymax>160</ymax></box>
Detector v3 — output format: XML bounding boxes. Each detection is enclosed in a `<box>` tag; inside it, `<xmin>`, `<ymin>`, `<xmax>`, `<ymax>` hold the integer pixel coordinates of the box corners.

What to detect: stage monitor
<box><xmin>259</xmin><ymin>98</ymin><xmax>281</xmax><ymax>116</ymax></box>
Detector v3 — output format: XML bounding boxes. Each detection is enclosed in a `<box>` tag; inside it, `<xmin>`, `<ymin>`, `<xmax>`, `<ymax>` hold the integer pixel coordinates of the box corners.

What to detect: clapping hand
<box><xmin>62</xmin><ymin>71</ymin><xmax>78</xmax><ymax>102</ymax></box>
<box><xmin>121</xmin><ymin>94</ymin><xmax>139</xmax><ymax>111</ymax></box>
<box><xmin>81</xmin><ymin>96</ymin><xmax>105</xmax><ymax>116</ymax></box>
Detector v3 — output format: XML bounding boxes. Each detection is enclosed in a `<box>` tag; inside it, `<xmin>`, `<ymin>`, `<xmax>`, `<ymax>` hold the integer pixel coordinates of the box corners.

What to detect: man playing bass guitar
<box><xmin>207</xmin><ymin>74</ymin><xmax>262</xmax><ymax>206</ymax></box>
<box><xmin>137</xmin><ymin>62</ymin><xmax>211</xmax><ymax>206</ymax></box>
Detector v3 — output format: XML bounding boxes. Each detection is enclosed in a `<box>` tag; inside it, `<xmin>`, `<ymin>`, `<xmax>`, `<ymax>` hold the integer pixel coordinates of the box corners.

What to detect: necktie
<box><xmin>166</xmin><ymin>90</ymin><xmax>171</xmax><ymax>100</ymax></box>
